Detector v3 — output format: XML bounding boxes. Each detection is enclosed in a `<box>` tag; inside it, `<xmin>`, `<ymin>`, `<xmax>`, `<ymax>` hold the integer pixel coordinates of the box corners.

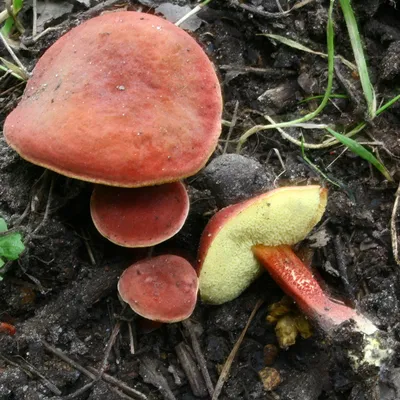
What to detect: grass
<box><xmin>235</xmin><ymin>0</ymin><xmax>336</xmax><ymax>153</ymax></box>
<box><xmin>261</xmin><ymin>33</ymin><xmax>356</xmax><ymax>70</ymax></box>
<box><xmin>1</xmin><ymin>0</ymin><xmax>24</xmax><ymax>37</ymax></box>
<box><xmin>299</xmin><ymin>94</ymin><xmax>348</xmax><ymax>104</ymax></box>
<box><xmin>236</xmin><ymin>0</ymin><xmax>399</xmax><ymax>182</ymax></box>
<box><xmin>326</xmin><ymin>127</ymin><xmax>393</xmax><ymax>181</ymax></box>
<box><xmin>0</xmin><ymin>0</ymin><xmax>28</xmax><ymax>81</ymax></box>
<box><xmin>339</xmin><ymin>0</ymin><xmax>376</xmax><ymax>119</ymax></box>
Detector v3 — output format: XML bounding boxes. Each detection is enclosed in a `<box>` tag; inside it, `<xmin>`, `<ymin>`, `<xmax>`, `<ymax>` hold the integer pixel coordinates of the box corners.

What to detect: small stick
<box><xmin>212</xmin><ymin>300</ymin><xmax>264</xmax><ymax>400</ymax></box>
<box><xmin>182</xmin><ymin>319</ymin><xmax>214</xmax><ymax>398</ymax></box>
<box><xmin>87</xmin><ymin>367</ymin><xmax>148</xmax><ymax>400</ymax></box>
<box><xmin>175</xmin><ymin>342</ymin><xmax>207</xmax><ymax>397</ymax></box>
<box><xmin>80</xmin><ymin>228</ymin><xmax>97</xmax><ymax>265</ymax></box>
<box><xmin>65</xmin><ymin>381</ymin><xmax>95</xmax><ymax>399</ymax></box>
<box><xmin>41</xmin><ymin>340</ymin><xmax>97</xmax><ymax>380</ymax></box>
<box><xmin>128</xmin><ymin>320</ymin><xmax>136</xmax><ymax>355</ymax></box>
<box><xmin>110</xmin><ymin>387</ymin><xmax>139</xmax><ymax>400</ymax></box>
<box><xmin>16</xmin><ymin>356</ymin><xmax>62</xmax><ymax>395</ymax></box>
<box><xmin>32</xmin><ymin>0</ymin><xmax>37</xmax><ymax>37</ymax></box>
<box><xmin>231</xmin><ymin>0</ymin><xmax>314</xmax><ymax>18</ymax></box>
<box><xmin>391</xmin><ymin>183</ymin><xmax>400</xmax><ymax>266</ymax></box>
<box><xmin>0</xmin><ymin>354</ymin><xmax>34</xmax><ymax>377</ymax></box>
<box><xmin>175</xmin><ymin>0</ymin><xmax>212</xmax><ymax>27</ymax></box>
<box><xmin>223</xmin><ymin>100</ymin><xmax>239</xmax><ymax>154</ymax></box>
<box><xmin>219</xmin><ymin>65</ymin><xmax>296</xmax><ymax>77</ymax></box>
<box><xmin>97</xmin><ymin>321</ymin><xmax>121</xmax><ymax>377</ymax></box>
<box><xmin>32</xmin><ymin>174</ymin><xmax>55</xmax><ymax>235</ymax></box>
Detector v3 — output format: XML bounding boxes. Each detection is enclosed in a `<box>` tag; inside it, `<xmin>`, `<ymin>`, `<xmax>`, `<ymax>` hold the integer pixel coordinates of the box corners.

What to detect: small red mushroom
<box><xmin>91</xmin><ymin>182</ymin><xmax>189</xmax><ymax>247</ymax></box>
<box><xmin>118</xmin><ymin>255</ymin><xmax>198</xmax><ymax>323</ymax></box>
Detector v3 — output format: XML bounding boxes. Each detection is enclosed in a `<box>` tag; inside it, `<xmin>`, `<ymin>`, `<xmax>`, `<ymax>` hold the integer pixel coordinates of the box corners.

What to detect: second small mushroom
<box><xmin>118</xmin><ymin>255</ymin><xmax>198</xmax><ymax>323</ymax></box>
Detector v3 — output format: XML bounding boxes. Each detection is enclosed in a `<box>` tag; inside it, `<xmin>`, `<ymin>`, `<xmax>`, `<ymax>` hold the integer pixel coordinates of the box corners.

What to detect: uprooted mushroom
<box><xmin>197</xmin><ymin>186</ymin><xmax>394</xmax><ymax>369</ymax></box>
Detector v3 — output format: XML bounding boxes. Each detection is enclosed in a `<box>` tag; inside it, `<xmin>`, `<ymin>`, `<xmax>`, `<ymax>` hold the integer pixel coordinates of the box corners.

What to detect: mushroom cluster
<box><xmin>5</xmin><ymin>10</ymin><xmax>382</xmax><ymax>366</ymax></box>
<box><xmin>4</xmin><ymin>11</ymin><xmax>222</xmax><ymax>323</ymax></box>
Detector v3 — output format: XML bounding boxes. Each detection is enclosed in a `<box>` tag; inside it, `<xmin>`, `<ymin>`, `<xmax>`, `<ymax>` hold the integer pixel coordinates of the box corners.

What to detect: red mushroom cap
<box><xmin>4</xmin><ymin>11</ymin><xmax>222</xmax><ymax>187</ymax></box>
<box><xmin>91</xmin><ymin>181</ymin><xmax>189</xmax><ymax>247</ymax></box>
<box><xmin>118</xmin><ymin>255</ymin><xmax>198</xmax><ymax>322</ymax></box>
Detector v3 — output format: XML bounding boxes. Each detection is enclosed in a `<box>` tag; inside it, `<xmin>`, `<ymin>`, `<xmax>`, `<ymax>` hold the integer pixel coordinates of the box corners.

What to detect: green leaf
<box><xmin>0</xmin><ymin>258</ymin><xmax>4</xmax><ymax>269</ymax></box>
<box><xmin>326</xmin><ymin>127</ymin><xmax>393</xmax><ymax>181</ymax></box>
<box><xmin>0</xmin><ymin>218</ymin><xmax>7</xmax><ymax>232</ymax></box>
<box><xmin>0</xmin><ymin>232</ymin><xmax>25</xmax><ymax>260</ymax></box>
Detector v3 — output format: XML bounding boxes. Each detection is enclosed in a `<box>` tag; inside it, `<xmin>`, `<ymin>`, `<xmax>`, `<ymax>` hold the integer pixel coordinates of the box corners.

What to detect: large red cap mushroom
<box><xmin>118</xmin><ymin>255</ymin><xmax>198</xmax><ymax>323</ymax></box>
<box><xmin>4</xmin><ymin>11</ymin><xmax>222</xmax><ymax>187</ymax></box>
<box><xmin>197</xmin><ymin>186</ymin><xmax>327</xmax><ymax>305</ymax></box>
<box><xmin>90</xmin><ymin>181</ymin><xmax>189</xmax><ymax>247</ymax></box>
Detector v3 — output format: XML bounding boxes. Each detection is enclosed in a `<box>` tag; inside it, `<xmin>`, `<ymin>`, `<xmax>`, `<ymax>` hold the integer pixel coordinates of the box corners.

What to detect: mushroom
<box><xmin>3</xmin><ymin>11</ymin><xmax>222</xmax><ymax>187</ymax></box>
<box><xmin>197</xmin><ymin>186</ymin><xmax>327</xmax><ymax>305</ymax></box>
<box><xmin>118</xmin><ymin>255</ymin><xmax>198</xmax><ymax>323</ymax></box>
<box><xmin>198</xmin><ymin>186</ymin><xmax>394</xmax><ymax>369</ymax></box>
<box><xmin>90</xmin><ymin>181</ymin><xmax>189</xmax><ymax>247</ymax></box>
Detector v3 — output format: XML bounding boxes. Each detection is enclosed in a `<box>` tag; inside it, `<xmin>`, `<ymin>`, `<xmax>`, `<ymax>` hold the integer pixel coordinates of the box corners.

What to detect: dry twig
<box><xmin>212</xmin><ymin>300</ymin><xmax>264</xmax><ymax>400</ymax></box>
<box><xmin>391</xmin><ymin>183</ymin><xmax>400</xmax><ymax>266</ymax></box>
<box><xmin>182</xmin><ymin>319</ymin><xmax>214</xmax><ymax>397</ymax></box>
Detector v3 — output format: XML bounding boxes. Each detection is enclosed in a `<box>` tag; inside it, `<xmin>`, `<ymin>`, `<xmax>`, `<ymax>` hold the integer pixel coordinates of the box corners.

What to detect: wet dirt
<box><xmin>1</xmin><ymin>0</ymin><xmax>400</xmax><ymax>399</ymax></box>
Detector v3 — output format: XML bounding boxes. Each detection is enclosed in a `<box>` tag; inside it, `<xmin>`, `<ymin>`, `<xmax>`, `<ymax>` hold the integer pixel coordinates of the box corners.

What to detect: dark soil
<box><xmin>1</xmin><ymin>0</ymin><xmax>400</xmax><ymax>399</ymax></box>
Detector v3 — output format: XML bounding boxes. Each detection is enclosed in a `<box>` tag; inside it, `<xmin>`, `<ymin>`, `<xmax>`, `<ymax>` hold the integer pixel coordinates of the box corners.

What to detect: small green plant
<box><xmin>0</xmin><ymin>218</ymin><xmax>25</xmax><ymax>273</ymax></box>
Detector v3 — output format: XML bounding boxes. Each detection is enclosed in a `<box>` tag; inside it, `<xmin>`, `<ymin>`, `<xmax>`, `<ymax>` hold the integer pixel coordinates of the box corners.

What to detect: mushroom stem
<box><xmin>252</xmin><ymin>245</ymin><xmax>377</xmax><ymax>335</ymax></box>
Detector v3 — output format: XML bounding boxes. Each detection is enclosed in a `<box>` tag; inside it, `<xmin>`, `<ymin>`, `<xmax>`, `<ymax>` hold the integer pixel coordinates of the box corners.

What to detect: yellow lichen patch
<box><xmin>199</xmin><ymin>186</ymin><xmax>327</xmax><ymax>304</ymax></box>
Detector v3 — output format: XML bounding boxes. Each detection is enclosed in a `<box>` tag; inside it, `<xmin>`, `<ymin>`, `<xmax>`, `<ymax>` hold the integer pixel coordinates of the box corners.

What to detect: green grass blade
<box><xmin>13</xmin><ymin>0</ymin><xmax>23</xmax><ymax>12</ymax></box>
<box><xmin>262</xmin><ymin>33</ymin><xmax>356</xmax><ymax>70</ymax></box>
<box><xmin>301</xmin><ymin>139</ymin><xmax>341</xmax><ymax>188</ymax></box>
<box><xmin>0</xmin><ymin>58</ymin><xmax>28</xmax><ymax>80</ymax></box>
<box><xmin>1</xmin><ymin>19</ymin><xmax>14</xmax><ymax>37</ymax></box>
<box><xmin>1</xmin><ymin>0</ymin><xmax>24</xmax><ymax>37</ymax></box>
<box><xmin>299</xmin><ymin>94</ymin><xmax>348</xmax><ymax>104</ymax></box>
<box><xmin>263</xmin><ymin>33</ymin><xmax>327</xmax><ymax>56</ymax></box>
<box><xmin>326</xmin><ymin>127</ymin><xmax>392</xmax><ymax>181</ymax></box>
<box><xmin>339</xmin><ymin>0</ymin><xmax>376</xmax><ymax>118</ymax></box>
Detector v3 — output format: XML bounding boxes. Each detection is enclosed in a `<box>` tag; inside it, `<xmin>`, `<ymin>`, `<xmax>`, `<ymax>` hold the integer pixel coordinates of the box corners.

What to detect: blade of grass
<box><xmin>339</xmin><ymin>0</ymin><xmax>376</xmax><ymax>119</ymax></box>
<box><xmin>262</xmin><ymin>33</ymin><xmax>356</xmax><ymax>70</ymax></box>
<box><xmin>299</xmin><ymin>94</ymin><xmax>348</xmax><ymax>104</ymax></box>
<box><xmin>300</xmin><ymin>137</ymin><xmax>341</xmax><ymax>188</ymax></box>
<box><xmin>236</xmin><ymin>0</ymin><xmax>336</xmax><ymax>153</ymax></box>
<box><xmin>0</xmin><ymin>57</ymin><xmax>28</xmax><ymax>80</ymax></box>
<box><xmin>0</xmin><ymin>64</ymin><xmax>25</xmax><ymax>80</ymax></box>
<box><xmin>326</xmin><ymin>127</ymin><xmax>392</xmax><ymax>181</ymax></box>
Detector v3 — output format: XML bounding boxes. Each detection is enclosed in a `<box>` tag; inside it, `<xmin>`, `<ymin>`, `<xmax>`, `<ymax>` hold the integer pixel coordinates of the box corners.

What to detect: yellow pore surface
<box><xmin>199</xmin><ymin>186</ymin><xmax>327</xmax><ymax>305</ymax></box>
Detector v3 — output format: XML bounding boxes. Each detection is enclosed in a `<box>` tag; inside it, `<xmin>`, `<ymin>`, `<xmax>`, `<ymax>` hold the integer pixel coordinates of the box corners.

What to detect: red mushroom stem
<box><xmin>252</xmin><ymin>245</ymin><xmax>377</xmax><ymax>335</ymax></box>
